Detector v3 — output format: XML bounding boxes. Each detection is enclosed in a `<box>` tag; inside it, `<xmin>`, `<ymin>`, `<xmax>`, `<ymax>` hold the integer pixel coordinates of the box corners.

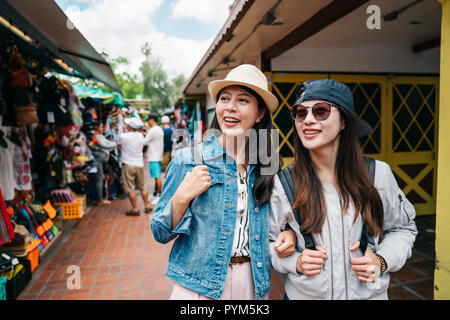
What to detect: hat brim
<box><xmin>124</xmin><ymin>119</ymin><xmax>142</xmax><ymax>130</ymax></box>
<box><xmin>208</xmin><ymin>80</ymin><xmax>279</xmax><ymax>114</ymax></box>
<box><xmin>350</xmin><ymin>113</ymin><xmax>372</xmax><ymax>138</ymax></box>
<box><xmin>298</xmin><ymin>95</ymin><xmax>372</xmax><ymax>138</ymax></box>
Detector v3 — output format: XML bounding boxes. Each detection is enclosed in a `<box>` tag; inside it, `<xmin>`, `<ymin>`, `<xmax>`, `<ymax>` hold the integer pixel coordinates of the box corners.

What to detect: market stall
<box><xmin>0</xmin><ymin>0</ymin><xmax>122</xmax><ymax>300</ymax></box>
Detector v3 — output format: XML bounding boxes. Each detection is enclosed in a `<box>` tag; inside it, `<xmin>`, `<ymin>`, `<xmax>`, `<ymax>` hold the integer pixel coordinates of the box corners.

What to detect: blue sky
<box><xmin>54</xmin><ymin>0</ymin><xmax>234</xmax><ymax>78</ymax></box>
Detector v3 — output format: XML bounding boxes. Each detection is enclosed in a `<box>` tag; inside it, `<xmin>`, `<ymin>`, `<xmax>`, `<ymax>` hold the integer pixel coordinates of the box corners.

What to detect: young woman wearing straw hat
<box><xmin>269</xmin><ymin>79</ymin><xmax>418</xmax><ymax>299</ymax></box>
<box><xmin>151</xmin><ymin>64</ymin><xmax>296</xmax><ymax>300</ymax></box>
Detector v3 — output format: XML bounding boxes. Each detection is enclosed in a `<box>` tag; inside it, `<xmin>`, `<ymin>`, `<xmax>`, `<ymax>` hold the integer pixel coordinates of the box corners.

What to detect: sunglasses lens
<box><xmin>312</xmin><ymin>104</ymin><xmax>332</xmax><ymax>121</ymax></box>
<box><xmin>292</xmin><ymin>103</ymin><xmax>334</xmax><ymax>122</ymax></box>
<box><xmin>291</xmin><ymin>106</ymin><xmax>307</xmax><ymax>122</ymax></box>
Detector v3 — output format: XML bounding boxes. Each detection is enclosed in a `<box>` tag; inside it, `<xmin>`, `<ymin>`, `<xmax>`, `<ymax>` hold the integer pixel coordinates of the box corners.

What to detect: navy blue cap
<box><xmin>146</xmin><ymin>113</ymin><xmax>159</xmax><ymax>121</ymax></box>
<box><xmin>294</xmin><ymin>79</ymin><xmax>372</xmax><ymax>137</ymax></box>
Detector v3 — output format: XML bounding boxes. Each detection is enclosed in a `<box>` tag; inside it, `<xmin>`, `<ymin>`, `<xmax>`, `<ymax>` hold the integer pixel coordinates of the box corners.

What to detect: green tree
<box><xmin>170</xmin><ymin>73</ymin><xmax>186</xmax><ymax>106</ymax></box>
<box><xmin>109</xmin><ymin>56</ymin><xmax>143</xmax><ymax>99</ymax></box>
<box><xmin>140</xmin><ymin>42</ymin><xmax>185</xmax><ymax>113</ymax></box>
<box><xmin>80</xmin><ymin>44</ymin><xmax>186</xmax><ymax>112</ymax></box>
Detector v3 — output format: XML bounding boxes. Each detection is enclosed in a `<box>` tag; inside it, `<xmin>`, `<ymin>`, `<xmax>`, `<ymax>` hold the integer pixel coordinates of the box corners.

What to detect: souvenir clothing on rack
<box><xmin>0</xmin><ymin>131</ymin><xmax>15</xmax><ymax>200</ymax></box>
<box><xmin>12</xmin><ymin>129</ymin><xmax>32</xmax><ymax>191</ymax></box>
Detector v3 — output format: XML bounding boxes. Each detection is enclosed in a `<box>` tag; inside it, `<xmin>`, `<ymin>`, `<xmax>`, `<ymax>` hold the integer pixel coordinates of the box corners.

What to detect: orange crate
<box><xmin>55</xmin><ymin>195</ymin><xmax>86</xmax><ymax>220</ymax></box>
<box><xmin>26</xmin><ymin>239</ymin><xmax>41</xmax><ymax>272</ymax></box>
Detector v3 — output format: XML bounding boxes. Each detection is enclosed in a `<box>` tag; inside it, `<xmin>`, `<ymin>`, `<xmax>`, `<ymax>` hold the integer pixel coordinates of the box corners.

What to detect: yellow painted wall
<box><xmin>435</xmin><ymin>0</ymin><xmax>450</xmax><ymax>300</ymax></box>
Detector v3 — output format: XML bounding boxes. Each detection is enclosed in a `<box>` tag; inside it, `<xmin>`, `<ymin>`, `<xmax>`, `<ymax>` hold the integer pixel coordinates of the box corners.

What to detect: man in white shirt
<box><xmin>145</xmin><ymin>113</ymin><xmax>164</xmax><ymax>205</ymax></box>
<box><xmin>117</xmin><ymin>117</ymin><xmax>153</xmax><ymax>216</ymax></box>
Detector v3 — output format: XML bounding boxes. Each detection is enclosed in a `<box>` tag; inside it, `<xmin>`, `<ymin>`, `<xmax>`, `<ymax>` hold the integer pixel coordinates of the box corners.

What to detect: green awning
<box><xmin>73</xmin><ymin>83</ymin><xmax>125</xmax><ymax>106</ymax></box>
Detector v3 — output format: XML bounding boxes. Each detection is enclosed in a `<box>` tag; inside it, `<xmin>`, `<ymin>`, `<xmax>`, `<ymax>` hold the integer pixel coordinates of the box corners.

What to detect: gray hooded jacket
<box><xmin>269</xmin><ymin>160</ymin><xmax>418</xmax><ymax>300</ymax></box>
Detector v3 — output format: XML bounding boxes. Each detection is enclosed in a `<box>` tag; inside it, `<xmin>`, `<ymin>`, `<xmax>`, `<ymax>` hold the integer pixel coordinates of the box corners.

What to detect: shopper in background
<box><xmin>161</xmin><ymin>115</ymin><xmax>173</xmax><ymax>175</ymax></box>
<box><xmin>145</xmin><ymin>113</ymin><xmax>164</xmax><ymax>205</ymax></box>
<box><xmin>117</xmin><ymin>117</ymin><xmax>153</xmax><ymax>216</ymax></box>
<box><xmin>92</xmin><ymin>122</ymin><xmax>118</xmax><ymax>205</ymax></box>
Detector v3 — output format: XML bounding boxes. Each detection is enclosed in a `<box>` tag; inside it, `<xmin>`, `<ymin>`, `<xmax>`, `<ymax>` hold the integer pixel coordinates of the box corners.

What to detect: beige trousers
<box><xmin>170</xmin><ymin>261</ymin><xmax>268</xmax><ymax>300</ymax></box>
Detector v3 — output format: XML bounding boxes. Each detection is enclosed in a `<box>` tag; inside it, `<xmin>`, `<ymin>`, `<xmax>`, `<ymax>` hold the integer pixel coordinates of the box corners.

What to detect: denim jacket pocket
<box><xmin>190</xmin><ymin>174</ymin><xmax>225</xmax><ymax>216</ymax></box>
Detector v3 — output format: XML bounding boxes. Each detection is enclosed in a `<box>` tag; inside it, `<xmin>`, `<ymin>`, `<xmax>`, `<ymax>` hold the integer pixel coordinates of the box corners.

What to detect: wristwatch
<box><xmin>375</xmin><ymin>253</ymin><xmax>387</xmax><ymax>276</ymax></box>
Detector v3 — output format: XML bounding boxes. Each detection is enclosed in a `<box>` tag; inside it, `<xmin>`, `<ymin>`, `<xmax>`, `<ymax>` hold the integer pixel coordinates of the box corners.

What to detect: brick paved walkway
<box><xmin>17</xmin><ymin>197</ymin><xmax>435</xmax><ymax>300</ymax></box>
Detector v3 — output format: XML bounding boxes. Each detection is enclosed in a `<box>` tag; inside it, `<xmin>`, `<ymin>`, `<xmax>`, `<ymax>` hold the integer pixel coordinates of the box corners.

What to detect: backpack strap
<box><xmin>277</xmin><ymin>164</ymin><xmax>316</xmax><ymax>251</ymax></box>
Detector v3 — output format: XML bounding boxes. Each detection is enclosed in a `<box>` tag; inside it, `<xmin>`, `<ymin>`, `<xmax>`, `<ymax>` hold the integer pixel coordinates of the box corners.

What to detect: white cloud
<box><xmin>171</xmin><ymin>0</ymin><xmax>234</xmax><ymax>25</ymax></box>
<box><xmin>62</xmin><ymin>0</ymin><xmax>224</xmax><ymax>81</ymax></box>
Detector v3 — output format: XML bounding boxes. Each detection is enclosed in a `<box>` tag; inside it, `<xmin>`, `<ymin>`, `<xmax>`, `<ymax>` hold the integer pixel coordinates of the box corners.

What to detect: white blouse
<box><xmin>231</xmin><ymin>170</ymin><xmax>250</xmax><ymax>257</ymax></box>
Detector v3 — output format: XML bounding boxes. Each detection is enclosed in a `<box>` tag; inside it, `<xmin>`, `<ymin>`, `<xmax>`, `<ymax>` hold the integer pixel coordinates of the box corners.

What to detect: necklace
<box><xmin>237</xmin><ymin>170</ymin><xmax>248</xmax><ymax>218</ymax></box>
<box><xmin>238</xmin><ymin>171</ymin><xmax>246</xmax><ymax>185</ymax></box>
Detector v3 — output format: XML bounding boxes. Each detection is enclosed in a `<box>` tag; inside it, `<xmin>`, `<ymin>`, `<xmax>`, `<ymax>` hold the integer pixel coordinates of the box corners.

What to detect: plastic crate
<box><xmin>55</xmin><ymin>195</ymin><xmax>86</xmax><ymax>220</ymax></box>
<box><xmin>0</xmin><ymin>276</ymin><xmax>6</xmax><ymax>300</ymax></box>
<box><xmin>5</xmin><ymin>263</ymin><xmax>31</xmax><ymax>300</ymax></box>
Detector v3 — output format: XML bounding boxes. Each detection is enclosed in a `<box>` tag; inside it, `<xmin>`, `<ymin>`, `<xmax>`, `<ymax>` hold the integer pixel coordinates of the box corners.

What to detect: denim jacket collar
<box><xmin>201</xmin><ymin>134</ymin><xmax>256</xmax><ymax>175</ymax></box>
<box><xmin>202</xmin><ymin>134</ymin><xmax>226</xmax><ymax>161</ymax></box>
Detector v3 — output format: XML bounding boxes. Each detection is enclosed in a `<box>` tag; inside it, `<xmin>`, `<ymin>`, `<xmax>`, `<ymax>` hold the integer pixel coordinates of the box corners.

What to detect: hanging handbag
<box><xmin>8</xmin><ymin>69</ymin><xmax>29</xmax><ymax>88</ymax></box>
<box><xmin>6</xmin><ymin>47</ymin><xmax>30</xmax><ymax>89</ymax></box>
<box><xmin>14</xmin><ymin>101</ymin><xmax>38</xmax><ymax>126</ymax></box>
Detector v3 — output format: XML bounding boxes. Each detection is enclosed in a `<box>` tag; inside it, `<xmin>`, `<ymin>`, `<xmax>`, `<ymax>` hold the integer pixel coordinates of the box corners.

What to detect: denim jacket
<box><xmin>150</xmin><ymin>134</ymin><xmax>271</xmax><ymax>299</ymax></box>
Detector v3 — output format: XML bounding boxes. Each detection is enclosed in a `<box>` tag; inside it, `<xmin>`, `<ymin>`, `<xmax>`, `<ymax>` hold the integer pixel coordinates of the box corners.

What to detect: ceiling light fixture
<box><xmin>384</xmin><ymin>0</ymin><xmax>426</xmax><ymax>22</ymax></box>
<box><xmin>0</xmin><ymin>15</ymin><xmax>34</xmax><ymax>44</ymax></box>
<box><xmin>261</xmin><ymin>10</ymin><xmax>284</xmax><ymax>26</ymax></box>
<box><xmin>54</xmin><ymin>58</ymin><xmax>73</xmax><ymax>73</ymax></box>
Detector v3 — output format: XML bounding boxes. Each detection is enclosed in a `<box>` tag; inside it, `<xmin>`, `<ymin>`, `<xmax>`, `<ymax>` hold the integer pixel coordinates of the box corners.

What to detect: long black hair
<box><xmin>292</xmin><ymin>106</ymin><xmax>384</xmax><ymax>237</ymax></box>
<box><xmin>207</xmin><ymin>85</ymin><xmax>281</xmax><ymax>206</ymax></box>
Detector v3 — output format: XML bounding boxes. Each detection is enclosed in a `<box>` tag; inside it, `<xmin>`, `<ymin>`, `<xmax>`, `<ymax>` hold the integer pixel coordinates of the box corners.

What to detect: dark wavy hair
<box><xmin>291</xmin><ymin>106</ymin><xmax>384</xmax><ymax>237</ymax></box>
<box><xmin>208</xmin><ymin>85</ymin><xmax>281</xmax><ymax>206</ymax></box>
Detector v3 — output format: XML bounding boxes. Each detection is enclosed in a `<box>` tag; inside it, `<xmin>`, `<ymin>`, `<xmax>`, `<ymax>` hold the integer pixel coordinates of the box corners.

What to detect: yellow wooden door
<box><xmin>388</xmin><ymin>76</ymin><xmax>439</xmax><ymax>216</ymax></box>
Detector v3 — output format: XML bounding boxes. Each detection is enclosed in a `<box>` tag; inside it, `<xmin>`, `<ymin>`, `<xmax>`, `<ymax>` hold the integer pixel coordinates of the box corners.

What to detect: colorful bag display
<box><xmin>50</xmin><ymin>189</ymin><xmax>76</xmax><ymax>203</ymax></box>
<box><xmin>0</xmin><ymin>188</ymin><xmax>14</xmax><ymax>245</ymax></box>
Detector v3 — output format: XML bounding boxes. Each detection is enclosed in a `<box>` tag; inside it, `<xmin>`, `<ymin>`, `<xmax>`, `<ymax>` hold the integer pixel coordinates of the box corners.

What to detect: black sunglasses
<box><xmin>290</xmin><ymin>102</ymin><xmax>338</xmax><ymax>122</ymax></box>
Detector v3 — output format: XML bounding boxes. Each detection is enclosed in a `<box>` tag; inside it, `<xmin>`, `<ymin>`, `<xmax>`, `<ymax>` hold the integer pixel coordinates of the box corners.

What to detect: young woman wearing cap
<box><xmin>269</xmin><ymin>79</ymin><xmax>417</xmax><ymax>300</ymax></box>
<box><xmin>151</xmin><ymin>64</ymin><xmax>296</xmax><ymax>300</ymax></box>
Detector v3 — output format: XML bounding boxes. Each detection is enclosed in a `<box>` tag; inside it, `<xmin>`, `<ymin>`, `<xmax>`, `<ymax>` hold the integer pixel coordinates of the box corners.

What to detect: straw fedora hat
<box><xmin>208</xmin><ymin>64</ymin><xmax>279</xmax><ymax>114</ymax></box>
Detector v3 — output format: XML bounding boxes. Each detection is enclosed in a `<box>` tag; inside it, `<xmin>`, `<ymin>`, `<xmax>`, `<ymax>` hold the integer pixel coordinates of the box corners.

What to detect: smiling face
<box><xmin>215</xmin><ymin>85</ymin><xmax>265</xmax><ymax>138</ymax></box>
<box><xmin>295</xmin><ymin>99</ymin><xmax>345</xmax><ymax>153</ymax></box>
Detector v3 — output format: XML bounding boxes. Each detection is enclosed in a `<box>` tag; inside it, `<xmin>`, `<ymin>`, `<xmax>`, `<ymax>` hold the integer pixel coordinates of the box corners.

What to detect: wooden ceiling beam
<box><xmin>262</xmin><ymin>0</ymin><xmax>369</xmax><ymax>62</ymax></box>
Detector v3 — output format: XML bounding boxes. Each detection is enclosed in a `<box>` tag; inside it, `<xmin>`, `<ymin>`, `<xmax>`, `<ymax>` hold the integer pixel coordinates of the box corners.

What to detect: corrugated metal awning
<box><xmin>182</xmin><ymin>0</ymin><xmax>254</xmax><ymax>94</ymax></box>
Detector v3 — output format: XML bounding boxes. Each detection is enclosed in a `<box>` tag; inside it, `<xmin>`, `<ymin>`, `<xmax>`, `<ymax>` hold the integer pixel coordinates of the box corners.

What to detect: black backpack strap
<box><xmin>360</xmin><ymin>157</ymin><xmax>376</xmax><ymax>254</ymax></box>
<box><xmin>277</xmin><ymin>164</ymin><xmax>316</xmax><ymax>251</ymax></box>
<box><xmin>363</xmin><ymin>156</ymin><xmax>376</xmax><ymax>182</ymax></box>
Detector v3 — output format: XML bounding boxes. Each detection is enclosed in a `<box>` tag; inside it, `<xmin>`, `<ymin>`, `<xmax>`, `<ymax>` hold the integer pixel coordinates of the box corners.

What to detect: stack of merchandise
<box><xmin>1</xmin><ymin>186</ymin><xmax>61</xmax><ymax>299</ymax></box>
